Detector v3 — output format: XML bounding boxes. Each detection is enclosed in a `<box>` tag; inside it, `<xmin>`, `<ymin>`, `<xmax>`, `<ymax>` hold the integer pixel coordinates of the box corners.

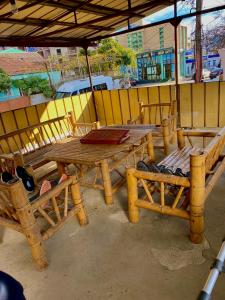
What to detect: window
<box><xmin>213</xmin><ymin>60</ymin><xmax>216</xmax><ymax>66</ymax></box>
<box><xmin>159</xmin><ymin>27</ymin><xmax>164</xmax><ymax>49</ymax></box>
<box><xmin>71</xmin><ymin>91</ymin><xmax>77</xmax><ymax>96</ymax></box>
<box><xmin>56</xmin><ymin>48</ymin><xmax>62</xmax><ymax>56</ymax></box>
<box><xmin>93</xmin><ymin>83</ymin><xmax>107</xmax><ymax>91</ymax></box>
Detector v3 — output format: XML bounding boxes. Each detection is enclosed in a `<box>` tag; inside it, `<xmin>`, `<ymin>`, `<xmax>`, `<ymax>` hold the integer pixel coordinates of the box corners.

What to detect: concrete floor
<box><xmin>1</xmin><ymin>169</ymin><xmax>225</xmax><ymax>299</ymax></box>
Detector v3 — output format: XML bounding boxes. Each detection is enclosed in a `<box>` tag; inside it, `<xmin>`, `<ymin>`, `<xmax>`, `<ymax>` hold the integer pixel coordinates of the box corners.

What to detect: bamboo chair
<box><xmin>128</xmin><ymin>101</ymin><xmax>177</xmax><ymax>154</ymax></box>
<box><xmin>127</xmin><ymin>127</ymin><xmax>225</xmax><ymax>243</ymax></box>
<box><xmin>0</xmin><ymin>175</ymin><xmax>88</xmax><ymax>270</ymax></box>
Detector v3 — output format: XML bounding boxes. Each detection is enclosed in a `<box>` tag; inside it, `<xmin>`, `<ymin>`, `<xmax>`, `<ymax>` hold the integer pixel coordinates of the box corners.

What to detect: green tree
<box><xmin>0</xmin><ymin>68</ymin><xmax>12</xmax><ymax>93</ymax></box>
<box><xmin>13</xmin><ymin>76</ymin><xmax>53</xmax><ymax>98</ymax></box>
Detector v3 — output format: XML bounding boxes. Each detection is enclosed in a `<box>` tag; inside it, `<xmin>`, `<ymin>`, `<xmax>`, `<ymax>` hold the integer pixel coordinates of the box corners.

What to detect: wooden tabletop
<box><xmin>43</xmin><ymin>128</ymin><xmax>151</xmax><ymax>165</ymax></box>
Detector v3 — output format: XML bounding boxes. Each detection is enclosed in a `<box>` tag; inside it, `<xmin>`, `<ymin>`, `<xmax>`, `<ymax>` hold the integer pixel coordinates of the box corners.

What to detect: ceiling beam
<box><xmin>19</xmin><ymin>0</ymin><xmax>144</xmax><ymax>17</ymax></box>
<box><xmin>88</xmin><ymin>3</ymin><xmax>225</xmax><ymax>42</ymax></box>
<box><xmin>32</xmin><ymin>0</ymin><xmax>166</xmax><ymax>39</ymax></box>
<box><xmin>0</xmin><ymin>36</ymin><xmax>94</xmax><ymax>47</ymax></box>
<box><xmin>0</xmin><ymin>17</ymin><xmax>114</xmax><ymax>31</ymax></box>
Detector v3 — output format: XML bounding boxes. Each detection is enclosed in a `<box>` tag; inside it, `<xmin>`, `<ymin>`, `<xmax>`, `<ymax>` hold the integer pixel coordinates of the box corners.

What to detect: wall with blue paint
<box><xmin>0</xmin><ymin>71</ymin><xmax>61</xmax><ymax>102</ymax></box>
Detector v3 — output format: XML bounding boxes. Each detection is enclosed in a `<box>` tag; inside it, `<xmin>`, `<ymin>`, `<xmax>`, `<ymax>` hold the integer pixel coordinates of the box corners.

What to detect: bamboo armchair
<box><xmin>127</xmin><ymin>127</ymin><xmax>225</xmax><ymax>243</ymax></box>
<box><xmin>0</xmin><ymin>175</ymin><xmax>88</xmax><ymax>270</ymax></box>
<box><xmin>128</xmin><ymin>101</ymin><xmax>177</xmax><ymax>154</ymax></box>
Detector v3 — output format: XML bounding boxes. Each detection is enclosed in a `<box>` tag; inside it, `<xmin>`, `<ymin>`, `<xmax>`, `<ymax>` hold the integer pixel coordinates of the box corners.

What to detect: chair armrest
<box><xmin>181</xmin><ymin>129</ymin><xmax>218</xmax><ymax>137</ymax></box>
<box><xmin>128</xmin><ymin>168</ymin><xmax>190</xmax><ymax>188</ymax></box>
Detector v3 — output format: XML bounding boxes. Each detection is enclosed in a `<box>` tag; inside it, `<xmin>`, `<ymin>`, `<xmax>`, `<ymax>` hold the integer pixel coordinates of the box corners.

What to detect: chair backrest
<box><xmin>139</xmin><ymin>101</ymin><xmax>176</xmax><ymax>126</ymax></box>
<box><xmin>204</xmin><ymin>127</ymin><xmax>225</xmax><ymax>173</ymax></box>
<box><xmin>0</xmin><ymin>114</ymin><xmax>74</xmax><ymax>156</ymax></box>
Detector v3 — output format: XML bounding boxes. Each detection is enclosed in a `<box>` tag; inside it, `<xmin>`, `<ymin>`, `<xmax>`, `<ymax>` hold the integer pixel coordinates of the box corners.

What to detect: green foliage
<box><xmin>13</xmin><ymin>76</ymin><xmax>53</xmax><ymax>98</ymax></box>
<box><xmin>0</xmin><ymin>68</ymin><xmax>12</xmax><ymax>93</ymax></box>
<box><xmin>97</xmin><ymin>38</ymin><xmax>136</xmax><ymax>68</ymax></box>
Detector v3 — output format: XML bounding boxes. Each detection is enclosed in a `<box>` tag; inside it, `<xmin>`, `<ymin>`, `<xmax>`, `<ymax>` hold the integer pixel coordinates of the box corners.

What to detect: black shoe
<box><xmin>1</xmin><ymin>171</ymin><xmax>14</xmax><ymax>183</ymax></box>
<box><xmin>137</xmin><ymin>161</ymin><xmax>149</xmax><ymax>172</ymax></box>
<box><xmin>15</xmin><ymin>166</ymin><xmax>35</xmax><ymax>192</ymax></box>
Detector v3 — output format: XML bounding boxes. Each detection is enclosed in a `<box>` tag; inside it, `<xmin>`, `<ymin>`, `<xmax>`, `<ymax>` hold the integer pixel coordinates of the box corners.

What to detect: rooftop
<box><xmin>0</xmin><ymin>51</ymin><xmax>46</xmax><ymax>75</ymax></box>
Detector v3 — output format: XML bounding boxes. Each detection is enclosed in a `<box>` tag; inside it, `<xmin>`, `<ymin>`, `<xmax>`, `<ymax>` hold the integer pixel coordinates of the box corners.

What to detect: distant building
<box><xmin>184</xmin><ymin>50</ymin><xmax>221</xmax><ymax>77</ymax></box>
<box><xmin>36</xmin><ymin>47</ymin><xmax>78</xmax><ymax>60</ymax></box>
<box><xmin>115</xmin><ymin>20</ymin><xmax>188</xmax><ymax>52</ymax></box>
<box><xmin>0</xmin><ymin>49</ymin><xmax>61</xmax><ymax>102</ymax></box>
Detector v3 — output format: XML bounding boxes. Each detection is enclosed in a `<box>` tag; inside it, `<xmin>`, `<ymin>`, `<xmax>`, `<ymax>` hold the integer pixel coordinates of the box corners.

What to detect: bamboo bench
<box><xmin>0</xmin><ymin>112</ymin><xmax>98</xmax><ymax>175</ymax></box>
<box><xmin>0</xmin><ymin>175</ymin><xmax>88</xmax><ymax>270</ymax></box>
<box><xmin>127</xmin><ymin>127</ymin><xmax>225</xmax><ymax>243</ymax></box>
<box><xmin>128</xmin><ymin>101</ymin><xmax>177</xmax><ymax>155</ymax></box>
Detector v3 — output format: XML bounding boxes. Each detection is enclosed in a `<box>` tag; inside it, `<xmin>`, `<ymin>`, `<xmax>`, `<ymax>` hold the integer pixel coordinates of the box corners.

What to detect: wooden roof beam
<box><xmin>19</xmin><ymin>0</ymin><xmax>144</xmax><ymax>17</ymax></box>
<box><xmin>0</xmin><ymin>17</ymin><xmax>114</xmax><ymax>31</ymax></box>
<box><xmin>32</xmin><ymin>0</ymin><xmax>166</xmax><ymax>39</ymax></box>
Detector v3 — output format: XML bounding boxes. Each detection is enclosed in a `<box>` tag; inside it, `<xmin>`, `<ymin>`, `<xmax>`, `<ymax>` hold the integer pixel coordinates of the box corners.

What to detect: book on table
<box><xmin>80</xmin><ymin>129</ymin><xmax>130</xmax><ymax>145</ymax></box>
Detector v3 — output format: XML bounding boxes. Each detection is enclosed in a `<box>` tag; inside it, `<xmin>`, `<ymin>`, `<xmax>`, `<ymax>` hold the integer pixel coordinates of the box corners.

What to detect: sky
<box><xmin>143</xmin><ymin>0</ymin><xmax>225</xmax><ymax>36</ymax></box>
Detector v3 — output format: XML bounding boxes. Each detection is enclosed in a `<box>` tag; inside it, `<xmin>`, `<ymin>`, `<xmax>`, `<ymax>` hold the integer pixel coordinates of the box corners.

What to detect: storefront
<box><xmin>137</xmin><ymin>48</ymin><xmax>175</xmax><ymax>82</ymax></box>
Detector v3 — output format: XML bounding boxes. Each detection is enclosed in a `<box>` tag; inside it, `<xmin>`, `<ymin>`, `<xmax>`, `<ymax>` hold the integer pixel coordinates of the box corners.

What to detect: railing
<box><xmin>0</xmin><ymin>81</ymin><xmax>225</xmax><ymax>140</ymax></box>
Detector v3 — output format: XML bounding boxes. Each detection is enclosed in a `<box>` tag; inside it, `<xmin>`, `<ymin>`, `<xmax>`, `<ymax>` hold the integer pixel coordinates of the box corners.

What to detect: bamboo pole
<box><xmin>190</xmin><ymin>151</ymin><xmax>206</xmax><ymax>243</ymax></box>
<box><xmin>146</xmin><ymin>132</ymin><xmax>155</xmax><ymax>162</ymax></box>
<box><xmin>135</xmin><ymin>199</ymin><xmax>190</xmax><ymax>220</ymax></box>
<box><xmin>100</xmin><ymin>159</ymin><xmax>113</xmax><ymax>205</ymax></box>
<box><xmin>177</xmin><ymin>128</ymin><xmax>185</xmax><ymax>149</ymax></box>
<box><xmin>9</xmin><ymin>180</ymin><xmax>48</xmax><ymax>270</ymax></box>
<box><xmin>133</xmin><ymin>169</ymin><xmax>190</xmax><ymax>187</ymax></box>
<box><xmin>127</xmin><ymin>168</ymin><xmax>140</xmax><ymax>223</ymax></box>
<box><xmin>14</xmin><ymin>152</ymin><xmax>24</xmax><ymax>167</ymax></box>
<box><xmin>70</xmin><ymin>176</ymin><xmax>88</xmax><ymax>225</ymax></box>
<box><xmin>69</xmin><ymin>111</ymin><xmax>78</xmax><ymax>136</ymax></box>
<box><xmin>162</xmin><ymin>119</ymin><xmax>170</xmax><ymax>155</ymax></box>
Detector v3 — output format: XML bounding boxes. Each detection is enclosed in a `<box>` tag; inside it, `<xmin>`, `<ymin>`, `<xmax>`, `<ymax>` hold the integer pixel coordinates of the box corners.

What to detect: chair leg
<box><xmin>71</xmin><ymin>176</ymin><xmax>89</xmax><ymax>226</ymax></box>
<box><xmin>127</xmin><ymin>168</ymin><xmax>140</xmax><ymax>223</ymax></box>
<box><xmin>190</xmin><ymin>152</ymin><xmax>205</xmax><ymax>244</ymax></box>
<box><xmin>10</xmin><ymin>181</ymin><xmax>48</xmax><ymax>270</ymax></box>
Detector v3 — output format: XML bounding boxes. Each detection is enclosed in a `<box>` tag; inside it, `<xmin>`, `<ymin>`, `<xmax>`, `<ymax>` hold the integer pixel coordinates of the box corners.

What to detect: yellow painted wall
<box><xmin>1</xmin><ymin>81</ymin><xmax>225</xmax><ymax>155</ymax></box>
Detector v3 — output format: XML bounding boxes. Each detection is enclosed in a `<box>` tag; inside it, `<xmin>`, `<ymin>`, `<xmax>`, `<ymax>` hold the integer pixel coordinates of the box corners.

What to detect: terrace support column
<box><xmin>83</xmin><ymin>45</ymin><xmax>99</xmax><ymax>121</ymax></box>
<box><xmin>171</xmin><ymin>0</ymin><xmax>181</xmax><ymax>127</ymax></box>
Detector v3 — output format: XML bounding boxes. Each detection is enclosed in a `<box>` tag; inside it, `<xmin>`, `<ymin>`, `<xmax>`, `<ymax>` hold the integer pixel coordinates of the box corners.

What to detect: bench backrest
<box><xmin>204</xmin><ymin>127</ymin><xmax>225</xmax><ymax>173</ymax></box>
<box><xmin>0</xmin><ymin>114</ymin><xmax>73</xmax><ymax>156</ymax></box>
<box><xmin>139</xmin><ymin>100</ymin><xmax>176</xmax><ymax>126</ymax></box>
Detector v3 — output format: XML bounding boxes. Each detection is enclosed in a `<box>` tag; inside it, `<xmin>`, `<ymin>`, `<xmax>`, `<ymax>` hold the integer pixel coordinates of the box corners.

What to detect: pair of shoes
<box><xmin>1</xmin><ymin>166</ymin><xmax>35</xmax><ymax>192</ymax></box>
<box><xmin>40</xmin><ymin>174</ymin><xmax>68</xmax><ymax>196</ymax></box>
<box><xmin>137</xmin><ymin>161</ymin><xmax>161</xmax><ymax>173</ymax></box>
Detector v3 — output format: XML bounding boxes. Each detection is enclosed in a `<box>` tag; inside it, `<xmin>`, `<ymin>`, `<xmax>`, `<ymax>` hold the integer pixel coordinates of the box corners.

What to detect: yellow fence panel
<box><xmin>86</xmin><ymin>92</ymin><xmax>96</xmax><ymax>123</ymax></box>
<box><xmin>205</xmin><ymin>82</ymin><xmax>219</xmax><ymax>127</ymax></box>
<box><xmin>128</xmin><ymin>88</ymin><xmax>139</xmax><ymax>121</ymax></box>
<box><xmin>102</xmin><ymin>90</ymin><xmax>114</xmax><ymax>125</ymax></box>
<box><xmin>72</xmin><ymin>95</ymin><xmax>84</xmax><ymax>123</ymax></box>
<box><xmin>95</xmin><ymin>90</ymin><xmax>106</xmax><ymax>125</ymax></box>
<box><xmin>119</xmin><ymin>89</ymin><xmax>131</xmax><ymax>124</ymax></box>
<box><xmin>110</xmin><ymin>89</ymin><xmax>122</xmax><ymax>124</ymax></box>
<box><xmin>219</xmin><ymin>82</ymin><xmax>225</xmax><ymax>127</ymax></box>
<box><xmin>192</xmin><ymin>83</ymin><xmax>204</xmax><ymax>127</ymax></box>
<box><xmin>180</xmin><ymin>84</ymin><xmax>192</xmax><ymax>127</ymax></box>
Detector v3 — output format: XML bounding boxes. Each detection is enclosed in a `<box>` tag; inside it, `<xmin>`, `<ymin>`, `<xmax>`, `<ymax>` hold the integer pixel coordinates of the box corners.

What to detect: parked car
<box><xmin>209</xmin><ymin>67</ymin><xmax>223</xmax><ymax>79</ymax></box>
<box><xmin>192</xmin><ymin>69</ymin><xmax>211</xmax><ymax>80</ymax></box>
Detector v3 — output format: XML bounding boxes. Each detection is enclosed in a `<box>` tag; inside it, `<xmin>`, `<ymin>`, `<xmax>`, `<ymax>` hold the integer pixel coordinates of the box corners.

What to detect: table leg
<box><xmin>57</xmin><ymin>162</ymin><xmax>66</xmax><ymax>176</ymax></box>
<box><xmin>100</xmin><ymin>159</ymin><xmax>113</xmax><ymax>205</ymax></box>
<box><xmin>147</xmin><ymin>133</ymin><xmax>155</xmax><ymax>162</ymax></box>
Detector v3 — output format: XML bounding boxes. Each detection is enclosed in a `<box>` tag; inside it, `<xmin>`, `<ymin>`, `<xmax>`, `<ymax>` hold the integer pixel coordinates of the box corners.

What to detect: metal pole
<box><xmin>84</xmin><ymin>46</ymin><xmax>98</xmax><ymax>121</ymax></box>
<box><xmin>173</xmin><ymin>0</ymin><xmax>180</xmax><ymax>127</ymax></box>
<box><xmin>195</xmin><ymin>0</ymin><xmax>203</xmax><ymax>83</ymax></box>
<box><xmin>198</xmin><ymin>240</ymin><xmax>225</xmax><ymax>300</ymax></box>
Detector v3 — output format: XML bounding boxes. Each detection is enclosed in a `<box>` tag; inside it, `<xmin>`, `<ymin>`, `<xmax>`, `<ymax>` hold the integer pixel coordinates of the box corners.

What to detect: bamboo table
<box><xmin>43</xmin><ymin>128</ymin><xmax>154</xmax><ymax>205</ymax></box>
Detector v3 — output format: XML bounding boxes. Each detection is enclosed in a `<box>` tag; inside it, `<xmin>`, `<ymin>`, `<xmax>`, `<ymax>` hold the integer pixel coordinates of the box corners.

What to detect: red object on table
<box><xmin>80</xmin><ymin>129</ymin><xmax>130</xmax><ymax>145</ymax></box>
